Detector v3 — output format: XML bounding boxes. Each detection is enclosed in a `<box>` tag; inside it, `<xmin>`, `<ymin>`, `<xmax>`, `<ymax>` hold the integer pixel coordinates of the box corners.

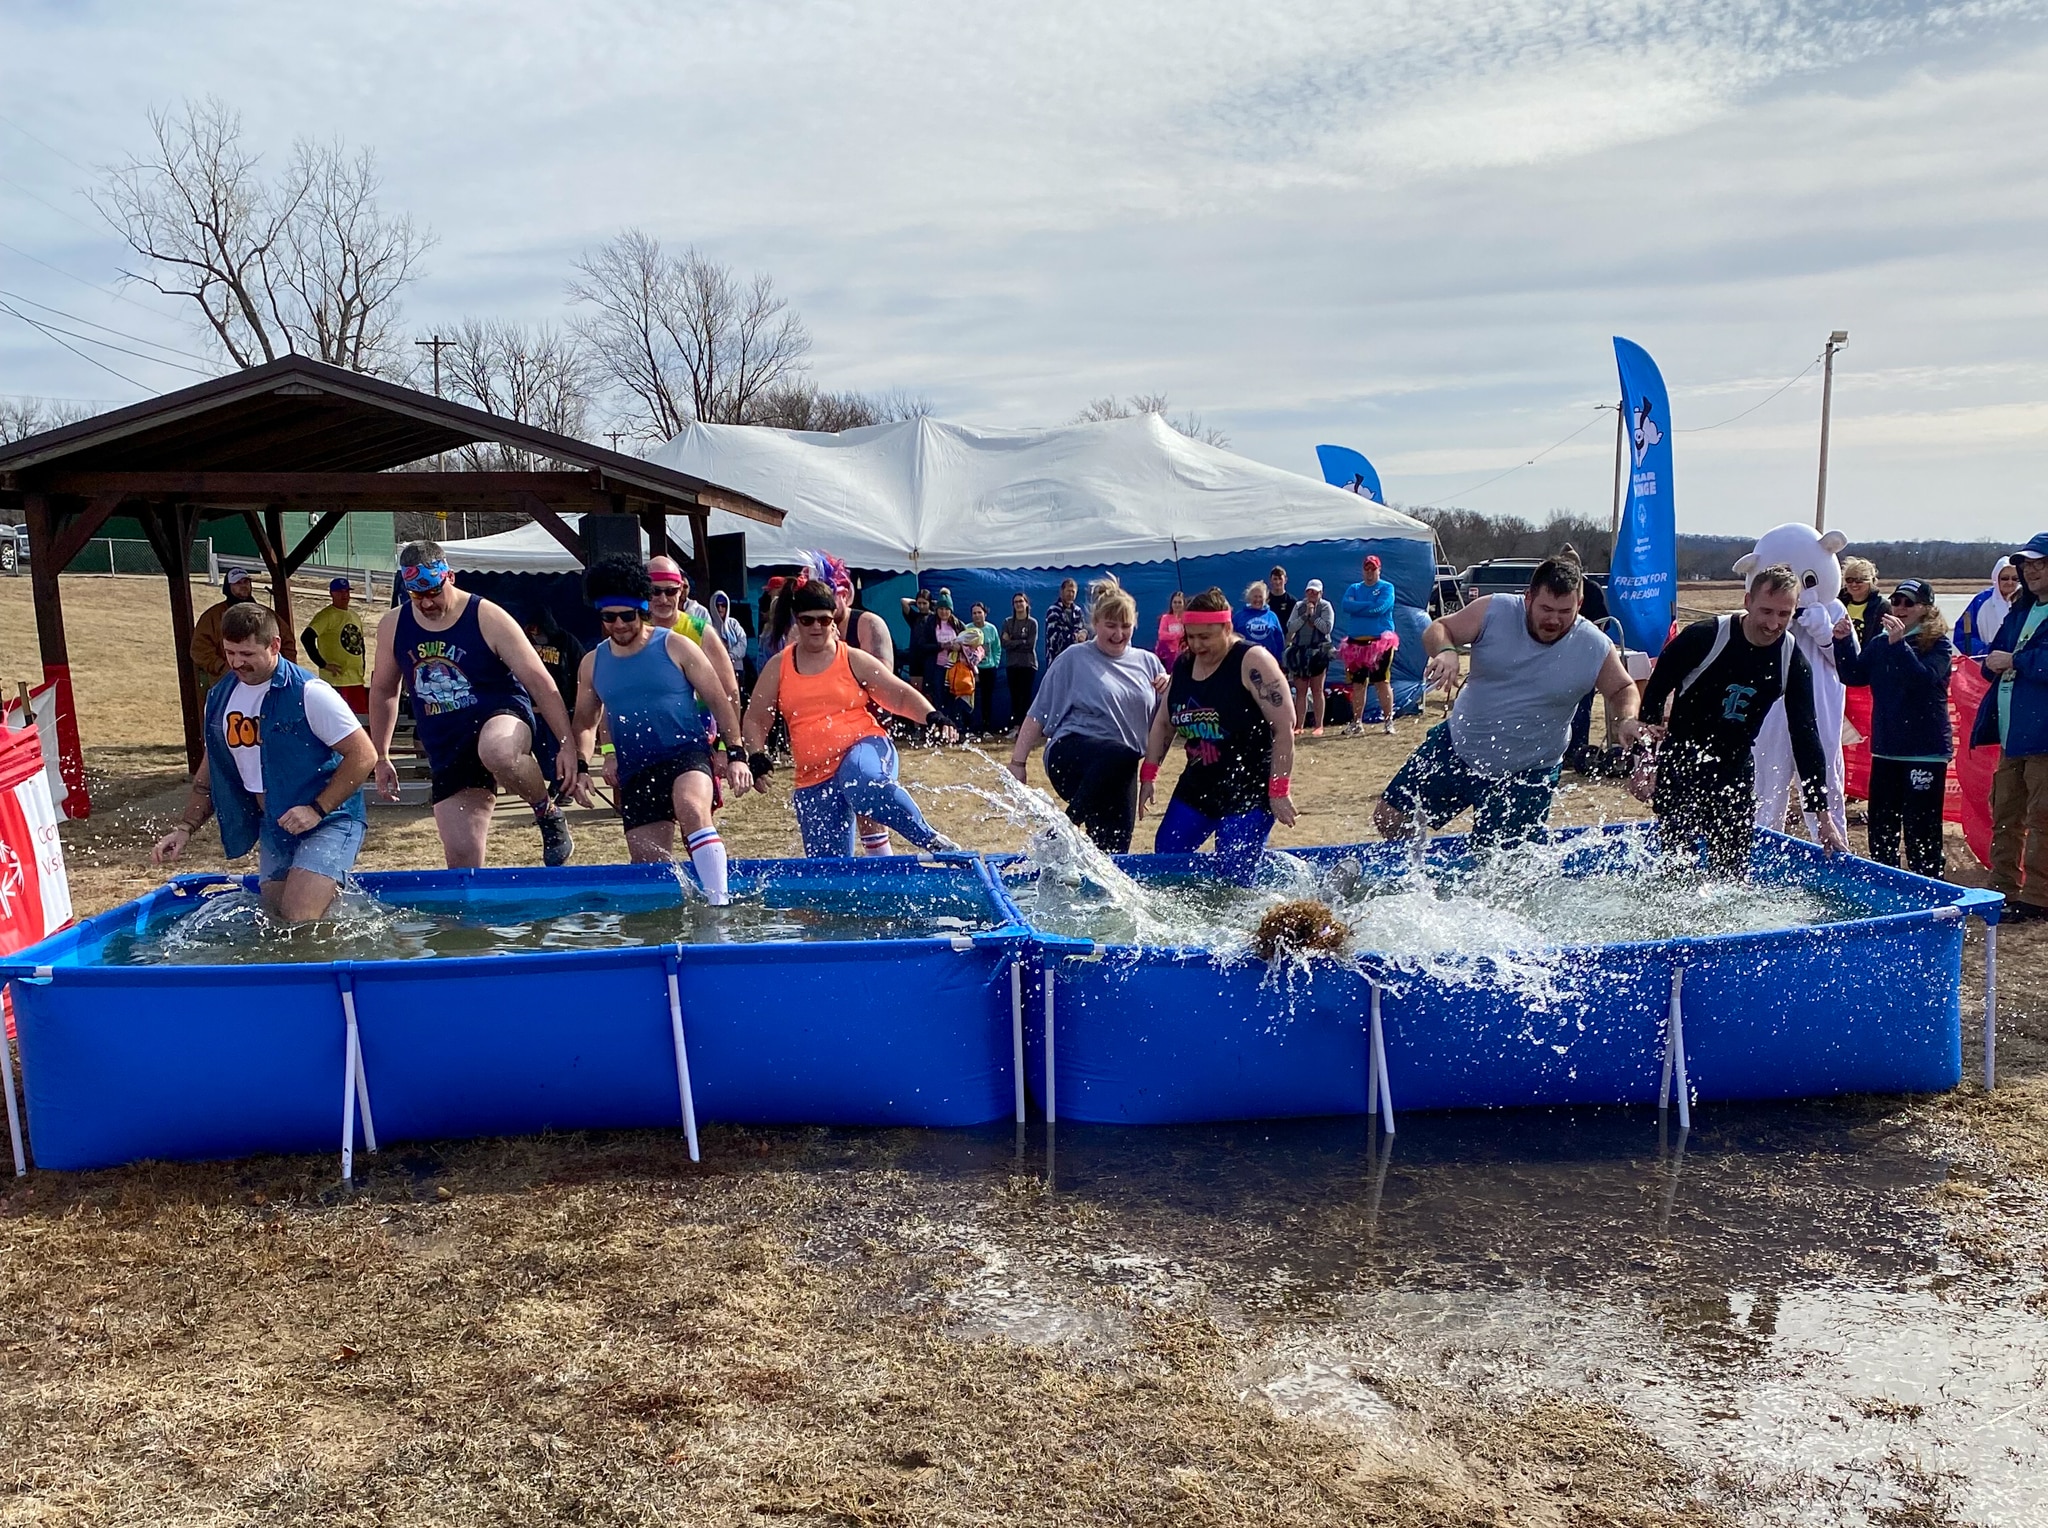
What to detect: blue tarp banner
<box><xmin>1610</xmin><ymin>337</ymin><xmax>1677</xmax><ymax>655</ymax></box>
<box><xmin>1314</xmin><ymin>445</ymin><xmax>1383</xmax><ymax>503</ymax></box>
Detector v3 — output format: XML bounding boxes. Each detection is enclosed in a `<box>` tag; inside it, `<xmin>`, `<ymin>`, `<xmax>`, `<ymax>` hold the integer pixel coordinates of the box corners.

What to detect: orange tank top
<box><xmin>779</xmin><ymin>642</ymin><xmax>886</xmax><ymax>787</ymax></box>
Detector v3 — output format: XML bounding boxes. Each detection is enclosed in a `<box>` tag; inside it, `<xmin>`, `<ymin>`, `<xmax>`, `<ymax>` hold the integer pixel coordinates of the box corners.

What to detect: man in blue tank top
<box><xmin>1377</xmin><ymin>559</ymin><xmax>1641</xmax><ymax>852</ymax></box>
<box><xmin>566</xmin><ymin>557</ymin><xmax>750</xmax><ymax>903</ymax></box>
<box><xmin>152</xmin><ymin>602</ymin><xmax>376</xmax><ymax>921</ymax></box>
<box><xmin>368</xmin><ymin>541</ymin><xmax>580</xmax><ymax>868</ymax></box>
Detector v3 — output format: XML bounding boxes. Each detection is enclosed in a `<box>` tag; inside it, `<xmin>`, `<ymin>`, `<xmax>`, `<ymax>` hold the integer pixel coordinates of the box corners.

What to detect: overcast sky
<box><xmin>4</xmin><ymin>1</ymin><xmax>2045</xmax><ymax>543</ymax></box>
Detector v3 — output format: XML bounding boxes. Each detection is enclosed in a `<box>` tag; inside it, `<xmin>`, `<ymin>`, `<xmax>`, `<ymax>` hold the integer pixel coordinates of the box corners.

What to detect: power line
<box><xmin>0</xmin><ymin>236</ymin><xmax>191</xmax><ymax>319</ymax></box>
<box><xmin>0</xmin><ymin>169</ymin><xmax>101</xmax><ymax>236</ymax></box>
<box><xmin>1676</xmin><ymin>351</ymin><xmax>1826</xmax><ymax>433</ymax></box>
<box><xmin>1424</xmin><ymin>405</ymin><xmax>1613</xmax><ymax>504</ymax></box>
<box><xmin>0</xmin><ymin>111</ymin><xmax>97</xmax><ymax>175</ymax></box>
<box><xmin>0</xmin><ymin>302</ymin><xmax>147</xmax><ymax>389</ymax></box>
<box><xmin>0</xmin><ymin>286</ymin><xmax>218</xmax><ymax>365</ymax></box>
<box><xmin>0</xmin><ymin>298</ymin><xmax>212</xmax><ymax>375</ymax></box>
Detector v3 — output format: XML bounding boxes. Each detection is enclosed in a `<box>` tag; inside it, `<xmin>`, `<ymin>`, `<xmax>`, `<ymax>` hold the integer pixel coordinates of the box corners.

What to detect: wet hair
<box><xmin>1749</xmin><ymin>563</ymin><xmax>1800</xmax><ymax>598</ymax></box>
<box><xmin>1185</xmin><ymin>587</ymin><xmax>1231</xmax><ymax>615</ymax></box>
<box><xmin>1088</xmin><ymin>575</ymin><xmax>1136</xmax><ymax>625</ymax></box>
<box><xmin>1527</xmin><ymin>558</ymin><xmax>1583</xmax><ymax>599</ymax></box>
<box><xmin>399</xmin><ymin>540</ymin><xmax>445</xmax><ymax>570</ymax></box>
<box><xmin>1841</xmin><ymin>557</ymin><xmax>1878</xmax><ymax>583</ymax></box>
<box><xmin>583</xmin><ymin>553</ymin><xmax>653</xmax><ymax>608</ymax></box>
<box><xmin>221</xmin><ymin>602</ymin><xmax>278</xmax><ymax>645</ymax></box>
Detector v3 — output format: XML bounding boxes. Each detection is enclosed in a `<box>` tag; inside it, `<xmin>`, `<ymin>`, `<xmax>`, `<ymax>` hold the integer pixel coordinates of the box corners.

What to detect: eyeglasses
<box><xmin>405</xmin><ymin>583</ymin><xmax>446</xmax><ymax>600</ymax></box>
<box><xmin>795</xmin><ymin>612</ymin><xmax>836</xmax><ymax>629</ymax></box>
<box><xmin>599</xmin><ymin>609</ymin><xmax>643</xmax><ymax>626</ymax></box>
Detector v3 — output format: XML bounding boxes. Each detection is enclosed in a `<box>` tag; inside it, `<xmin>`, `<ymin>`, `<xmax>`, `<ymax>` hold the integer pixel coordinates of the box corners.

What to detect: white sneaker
<box><xmin>1344</xmin><ymin>720</ymin><xmax>1364</xmax><ymax>737</ymax></box>
<box><xmin>1381</xmin><ymin>720</ymin><xmax>1395</xmax><ymax>736</ymax></box>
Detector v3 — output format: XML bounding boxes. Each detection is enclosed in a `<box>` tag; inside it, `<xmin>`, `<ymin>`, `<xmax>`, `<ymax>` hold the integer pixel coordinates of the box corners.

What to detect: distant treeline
<box><xmin>1403</xmin><ymin>505</ymin><xmax>2007</xmax><ymax>583</ymax></box>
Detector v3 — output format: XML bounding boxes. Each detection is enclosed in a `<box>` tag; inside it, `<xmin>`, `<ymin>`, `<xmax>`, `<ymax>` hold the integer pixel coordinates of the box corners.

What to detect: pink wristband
<box><xmin>1268</xmin><ymin>775</ymin><xmax>1291</xmax><ymax>798</ymax></box>
<box><xmin>1139</xmin><ymin>761</ymin><xmax>1161</xmax><ymax>784</ymax></box>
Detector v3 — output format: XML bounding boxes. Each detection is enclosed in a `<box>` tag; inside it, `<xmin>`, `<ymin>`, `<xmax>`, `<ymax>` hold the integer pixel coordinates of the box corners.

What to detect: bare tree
<box><xmin>749</xmin><ymin>380</ymin><xmax>935</xmax><ymax>432</ymax></box>
<box><xmin>427</xmin><ymin>318</ymin><xmax>596</xmax><ymax>469</ymax></box>
<box><xmin>1072</xmin><ymin>392</ymin><xmax>1229</xmax><ymax>448</ymax></box>
<box><xmin>0</xmin><ymin>396</ymin><xmax>93</xmax><ymax>445</ymax></box>
<box><xmin>90</xmin><ymin>97</ymin><xmax>431</xmax><ymax>373</ymax></box>
<box><xmin>569</xmin><ymin>230</ymin><xmax>811</xmax><ymax>441</ymax></box>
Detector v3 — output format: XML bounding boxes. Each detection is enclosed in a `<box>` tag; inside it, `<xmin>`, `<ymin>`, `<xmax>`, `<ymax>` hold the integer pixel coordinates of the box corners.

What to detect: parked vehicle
<box><xmin>1457</xmin><ymin>558</ymin><xmax>1606</xmax><ymax>603</ymax></box>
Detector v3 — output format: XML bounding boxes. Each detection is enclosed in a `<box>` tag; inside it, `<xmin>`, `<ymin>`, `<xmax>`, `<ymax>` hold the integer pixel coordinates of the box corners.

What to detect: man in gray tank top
<box><xmin>1376</xmin><ymin>559</ymin><xmax>1641</xmax><ymax>850</ymax></box>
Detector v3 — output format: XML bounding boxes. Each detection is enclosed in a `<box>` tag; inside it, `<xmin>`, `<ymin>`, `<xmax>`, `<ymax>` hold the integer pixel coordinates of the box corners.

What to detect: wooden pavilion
<box><xmin>0</xmin><ymin>355</ymin><xmax>784</xmax><ymax>816</ymax></box>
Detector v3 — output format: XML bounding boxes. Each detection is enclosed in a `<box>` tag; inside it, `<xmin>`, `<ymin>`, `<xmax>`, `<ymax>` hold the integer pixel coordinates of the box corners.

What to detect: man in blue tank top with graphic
<box><xmin>1376</xmin><ymin>558</ymin><xmax>1641</xmax><ymax>853</ymax></box>
<box><xmin>368</xmin><ymin>541</ymin><xmax>580</xmax><ymax>868</ymax></box>
<box><xmin>566</xmin><ymin>556</ymin><xmax>751</xmax><ymax>903</ymax></box>
<box><xmin>151</xmin><ymin>603</ymin><xmax>376</xmax><ymax>922</ymax></box>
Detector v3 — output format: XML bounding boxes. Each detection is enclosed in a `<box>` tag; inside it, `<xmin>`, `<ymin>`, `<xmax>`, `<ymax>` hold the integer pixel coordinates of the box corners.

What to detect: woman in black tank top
<box><xmin>1137</xmin><ymin>587</ymin><xmax>1299</xmax><ymax>877</ymax></box>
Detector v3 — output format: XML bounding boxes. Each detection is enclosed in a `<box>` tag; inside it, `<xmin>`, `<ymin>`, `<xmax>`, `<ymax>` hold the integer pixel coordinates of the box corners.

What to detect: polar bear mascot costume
<box><xmin>1738</xmin><ymin>523</ymin><xmax>1852</xmax><ymax>843</ymax></box>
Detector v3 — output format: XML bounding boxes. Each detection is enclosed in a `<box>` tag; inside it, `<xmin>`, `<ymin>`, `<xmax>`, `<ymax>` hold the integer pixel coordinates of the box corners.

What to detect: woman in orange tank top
<box><xmin>741</xmin><ymin>577</ymin><xmax>963</xmax><ymax>856</ymax></box>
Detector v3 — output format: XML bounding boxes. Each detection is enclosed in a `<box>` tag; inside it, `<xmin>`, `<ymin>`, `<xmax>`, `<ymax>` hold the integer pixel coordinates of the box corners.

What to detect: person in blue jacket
<box><xmin>150</xmin><ymin>602</ymin><xmax>376</xmax><ymax>922</ymax></box>
<box><xmin>1971</xmin><ymin>533</ymin><xmax>2048</xmax><ymax>920</ymax></box>
<box><xmin>1339</xmin><ymin>554</ymin><xmax>1399</xmax><ymax>735</ymax></box>
<box><xmin>1233</xmin><ymin>581</ymin><xmax>1286</xmax><ymax>664</ymax></box>
<box><xmin>1836</xmin><ymin>578</ymin><xmax>1953</xmax><ymax>879</ymax></box>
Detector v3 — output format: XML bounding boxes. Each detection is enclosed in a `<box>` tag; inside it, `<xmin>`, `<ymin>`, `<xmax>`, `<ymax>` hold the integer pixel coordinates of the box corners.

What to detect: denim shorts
<box><xmin>256</xmin><ymin>812</ymin><xmax>367</xmax><ymax>884</ymax></box>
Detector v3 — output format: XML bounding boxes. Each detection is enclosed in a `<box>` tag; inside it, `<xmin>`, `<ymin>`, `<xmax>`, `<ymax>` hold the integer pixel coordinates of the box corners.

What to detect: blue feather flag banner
<box><xmin>1315</xmin><ymin>445</ymin><xmax>1383</xmax><ymax>503</ymax></box>
<box><xmin>1609</xmin><ymin>337</ymin><xmax>1677</xmax><ymax>656</ymax></box>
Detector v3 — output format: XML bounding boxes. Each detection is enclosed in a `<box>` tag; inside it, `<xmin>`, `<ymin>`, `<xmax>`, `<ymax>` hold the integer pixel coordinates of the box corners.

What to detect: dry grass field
<box><xmin>1</xmin><ymin>571</ymin><xmax>2041</xmax><ymax>1527</ymax></box>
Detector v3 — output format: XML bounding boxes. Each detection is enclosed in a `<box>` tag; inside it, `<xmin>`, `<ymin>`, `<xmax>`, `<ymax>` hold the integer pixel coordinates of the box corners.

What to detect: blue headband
<box><xmin>401</xmin><ymin>559</ymin><xmax>450</xmax><ymax>593</ymax></box>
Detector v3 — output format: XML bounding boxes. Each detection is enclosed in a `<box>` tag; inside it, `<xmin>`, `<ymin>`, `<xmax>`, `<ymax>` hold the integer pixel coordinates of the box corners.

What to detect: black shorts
<box><xmin>1346</xmin><ymin>649</ymin><xmax>1394</xmax><ymax>685</ymax></box>
<box><xmin>619</xmin><ymin>744</ymin><xmax>716</xmax><ymax>831</ymax></box>
<box><xmin>428</xmin><ymin>703</ymin><xmax>536</xmax><ymax>803</ymax></box>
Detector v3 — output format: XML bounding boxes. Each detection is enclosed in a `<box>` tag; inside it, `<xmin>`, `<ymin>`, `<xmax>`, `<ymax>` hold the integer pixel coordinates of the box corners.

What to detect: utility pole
<box><xmin>606</xmin><ymin>431</ymin><xmax>626</xmax><ymax>452</ymax></box>
<box><xmin>414</xmin><ymin>334</ymin><xmax>454</xmax><ymax>398</ymax></box>
<box><xmin>1815</xmin><ymin>330</ymin><xmax>1848</xmax><ymax>532</ymax></box>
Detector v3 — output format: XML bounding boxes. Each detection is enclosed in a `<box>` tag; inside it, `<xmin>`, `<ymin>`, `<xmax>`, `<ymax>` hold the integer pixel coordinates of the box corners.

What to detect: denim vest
<box><xmin>204</xmin><ymin>659</ymin><xmax>366</xmax><ymax>860</ymax></box>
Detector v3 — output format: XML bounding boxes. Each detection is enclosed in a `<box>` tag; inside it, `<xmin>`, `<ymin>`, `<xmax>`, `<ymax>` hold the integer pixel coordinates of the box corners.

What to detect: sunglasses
<box><xmin>795</xmin><ymin>612</ymin><xmax>836</xmax><ymax>629</ymax></box>
<box><xmin>406</xmin><ymin>582</ymin><xmax>447</xmax><ymax>599</ymax></box>
<box><xmin>1889</xmin><ymin>594</ymin><xmax>1923</xmax><ymax>606</ymax></box>
<box><xmin>599</xmin><ymin>608</ymin><xmax>644</xmax><ymax>626</ymax></box>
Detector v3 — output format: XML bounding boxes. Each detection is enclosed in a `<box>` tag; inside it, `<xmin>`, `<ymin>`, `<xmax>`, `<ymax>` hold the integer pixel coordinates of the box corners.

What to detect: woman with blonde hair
<box><xmin>1837</xmin><ymin>578</ymin><xmax>1954</xmax><ymax>878</ymax></box>
<box><xmin>1008</xmin><ymin>576</ymin><xmax>1167</xmax><ymax>851</ymax></box>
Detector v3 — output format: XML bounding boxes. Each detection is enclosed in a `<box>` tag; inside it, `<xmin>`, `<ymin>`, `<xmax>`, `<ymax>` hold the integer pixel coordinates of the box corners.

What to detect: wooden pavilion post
<box><xmin>263</xmin><ymin>506</ymin><xmax>297</xmax><ymax>661</ymax></box>
<box><xmin>143</xmin><ymin>502</ymin><xmax>206</xmax><ymax>771</ymax></box>
<box><xmin>21</xmin><ymin>493</ymin><xmax>90</xmax><ymax>816</ymax></box>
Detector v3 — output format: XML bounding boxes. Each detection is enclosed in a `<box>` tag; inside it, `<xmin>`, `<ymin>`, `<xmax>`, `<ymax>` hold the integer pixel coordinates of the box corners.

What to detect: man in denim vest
<box><xmin>153</xmin><ymin>603</ymin><xmax>376</xmax><ymax>922</ymax></box>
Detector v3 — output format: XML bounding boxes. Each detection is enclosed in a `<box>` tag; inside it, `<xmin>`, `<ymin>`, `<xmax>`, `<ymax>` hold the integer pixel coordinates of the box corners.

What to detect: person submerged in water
<box><xmin>567</xmin><ymin>556</ymin><xmax>749</xmax><ymax>903</ymax></box>
<box><xmin>1139</xmin><ymin>586</ymin><xmax>1300</xmax><ymax>879</ymax></box>
<box><xmin>741</xmin><ymin>575</ymin><xmax>962</xmax><ymax>857</ymax></box>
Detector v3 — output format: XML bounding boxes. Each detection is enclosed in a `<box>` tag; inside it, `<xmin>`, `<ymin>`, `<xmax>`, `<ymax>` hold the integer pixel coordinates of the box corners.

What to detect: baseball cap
<box><xmin>1890</xmin><ymin>578</ymin><xmax>1934</xmax><ymax>605</ymax></box>
<box><xmin>1362</xmin><ymin>555</ymin><xmax>1381</xmax><ymax>572</ymax></box>
<box><xmin>329</xmin><ymin>576</ymin><xmax>351</xmax><ymax>592</ymax></box>
<box><xmin>223</xmin><ymin>566</ymin><xmax>251</xmax><ymax>585</ymax></box>
<box><xmin>2008</xmin><ymin>532</ymin><xmax>2048</xmax><ymax>566</ymax></box>
<box><xmin>1305</xmin><ymin>578</ymin><xmax>1323</xmax><ymax>592</ymax></box>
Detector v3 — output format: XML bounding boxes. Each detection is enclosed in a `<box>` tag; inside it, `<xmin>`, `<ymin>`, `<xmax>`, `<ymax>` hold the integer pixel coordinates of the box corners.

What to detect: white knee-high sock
<box><xmin>685</xmin><ymin>826</ymin><xmax>729</xmax><ymax>906</ymax></box>
<box><xmin>860</xmin><ymin>830</ymin><xmax>893</xmax><ymax>856</ymax></box>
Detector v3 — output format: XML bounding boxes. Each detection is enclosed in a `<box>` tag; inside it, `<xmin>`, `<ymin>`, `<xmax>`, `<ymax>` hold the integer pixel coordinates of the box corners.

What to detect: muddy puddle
<box><xmin>787</xmin><ymin>1102</ymin><xmax>2048</xmax><ymax>1526</ymax></box>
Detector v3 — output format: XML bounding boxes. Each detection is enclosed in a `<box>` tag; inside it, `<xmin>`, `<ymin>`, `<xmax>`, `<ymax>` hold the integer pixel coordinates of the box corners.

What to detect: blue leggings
<box><xmin>1153</xmin><ymin>796</ymin><xmax>1274</xmax><ymax>881</ymax></box>
<box><xmin>791</xmin><ymin>735</ymin><xmax>943</xmax><ymax>857</ymax></box>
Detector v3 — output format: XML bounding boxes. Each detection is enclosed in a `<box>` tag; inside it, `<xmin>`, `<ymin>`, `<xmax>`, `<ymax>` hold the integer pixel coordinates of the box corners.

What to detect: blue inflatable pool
<box><xmin>998</xmin><ymin>828</ymin><xmax>2002</xmax><ymax>1126</ymax></box>
<box><xmin>2</xmin><ymin>857</ymin><xmax>1031</xmax><ymax>1171</ymax></box>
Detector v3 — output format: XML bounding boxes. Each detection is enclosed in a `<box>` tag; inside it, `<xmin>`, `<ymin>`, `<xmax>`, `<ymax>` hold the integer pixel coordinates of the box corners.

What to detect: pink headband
<box><xmin>648</xmin><ymin>570</ymin><xmax>684</xmax><ymax>587</ymax></box>
<box><xmin>1182</xmin><ymin>609</ymin><xmax>1233</xmax><ymax>626</ymax></box>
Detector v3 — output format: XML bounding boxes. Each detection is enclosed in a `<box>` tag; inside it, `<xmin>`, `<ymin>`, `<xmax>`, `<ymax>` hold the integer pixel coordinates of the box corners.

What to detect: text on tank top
<box><xmin>1167</xmin><ymin>642</ymin><xmax>1273</xmax><ymax>819</ymax></box>
<box><xmin>593</xmin><ymin>635</ymin><xmax>710</xmax><ymax>779</ymax></box>
<box><xmin>395</xmin><ymin>595</ymin><xmax>528</xmax><ymax>758</ymax></box>
<box><xmin>1448</xmin><ymin>594</ymin><xmax>1613</xmax><ymax>777</ymax></box>
<box><xmin>779</xmin><ymin>642</ymin><xmax>886</xmax><ymax>787</ymax></box>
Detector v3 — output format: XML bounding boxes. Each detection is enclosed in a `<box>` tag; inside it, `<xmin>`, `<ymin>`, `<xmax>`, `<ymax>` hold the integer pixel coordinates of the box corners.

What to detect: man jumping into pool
<box><xmin>567</xmin><ymin>556</ymin><xmax>749</xmax><ymax>903</ymax></box>
<box><xmin>1639</xmin><ymin>562</ymin><xmax>1847</xmax><ymax>876</ymax></box>
<box><xmin>741</xmin><ymin>575</ymin><xmax>962</xmax><ymax>857</ymax></box>
<box><xmin>152</xmin><ymin>602</ymin><xmax>375</xmax><ymax>922</ymax></box>
<box><xmin>1139</xmin><ymin>587</ymin><xmax>1299</xmax><ymax>878</ymax></box>
<box><xmin>1376</xmin><ymin>557</ymin><xmax>1640</xmax><ymax>853</ymax></box>
<box><xmin>368</xmin><ymin>541</ymin><xmax>580</xmax><ymax>868</ymax></box>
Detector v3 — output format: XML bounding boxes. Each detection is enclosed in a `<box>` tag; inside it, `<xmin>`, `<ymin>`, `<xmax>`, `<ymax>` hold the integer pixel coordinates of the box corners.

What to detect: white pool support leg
<box><xmin>2</xmin><ymin>1020</ymin><xmax>25</xmax><ymax>1177</ymax></box>
<box><xmin>1983</xmin><ymin>919</ymin><xmax>1998</xmax><ymax>1092</ymax></box>
<box><xmin>340</xmin><ymin>1000</ymin><xmax>364</xmax><ymax>1182</ymax></box>
<box><xmin>1367</xmin><ymin>980</ymin><xmax>1395</xmax><ymax>1136</ymax></box>
<box><xmin>1658</xmin><ymin>966</ymin><xmax>1691</xmax><ymax>1132</ymax></box>
<box><xmin>339</xmin><ymin>981</ymin><xmax>378</xmax><ymax>1158</ymax></box>
<box><xmin>1043</xmin><ymin>968</ymin><xmax>1057</xmax><ymax>1125</ymax></box>
<box><xmin>665</xmin><ymin>956</ymin><xmax>700</xmax><ymax>1164</ymax></box>
<box><xmin>1011</xmin><ymin>959</ymin><xmax>1026</xmax><ymax>1124</ymax></box>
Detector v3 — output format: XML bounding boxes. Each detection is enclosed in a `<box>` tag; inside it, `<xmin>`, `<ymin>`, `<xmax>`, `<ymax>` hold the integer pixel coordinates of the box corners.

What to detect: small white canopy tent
<box><xmin>439</xmin><ymin>413</ymin><xmax>1431</xmax><ymax>574</ymax></box>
